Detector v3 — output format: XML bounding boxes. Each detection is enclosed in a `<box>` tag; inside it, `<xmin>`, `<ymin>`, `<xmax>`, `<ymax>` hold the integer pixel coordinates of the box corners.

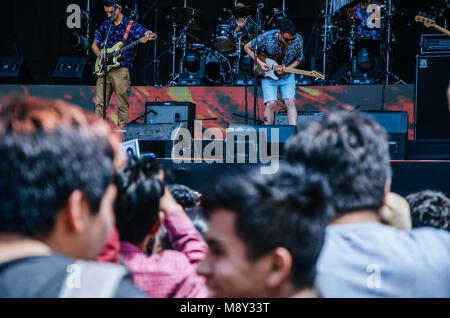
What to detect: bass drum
<box><xmin>203</xmin><ymin>49</ymin><xmax>232</xmax><ymax>85</ymax></box>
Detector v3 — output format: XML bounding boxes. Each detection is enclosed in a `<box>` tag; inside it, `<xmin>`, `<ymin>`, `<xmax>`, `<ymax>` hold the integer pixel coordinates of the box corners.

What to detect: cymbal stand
<box><xmin>168</xmin><ymin>21</ymin><xmax>179</xmax><ymax>86</ymax></box>
<box><xmin>383</xmin><ymin>0</ymin><xmax>406</xmax><ymax>85</ymax></box>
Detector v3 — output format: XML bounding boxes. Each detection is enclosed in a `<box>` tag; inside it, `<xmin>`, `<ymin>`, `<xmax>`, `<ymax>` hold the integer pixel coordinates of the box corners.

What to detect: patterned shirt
<box><xmin>355</xmin><ymin>1</ymin><xmax>381</xmax><ymax>40</ymax></box>
<box><xmin>119</xmin><ymin>209</ymin><xmax>209</xmax><ymax>298</ymax></box>
<box><xmin>94</xmin><ymin>15</ymin><xmax>147</xmax><ymax>70</ymax></box>
<box><xmin>249</xmin><ymin>29</ymin><xmax>304</xmax><ymax>67</ymax></box>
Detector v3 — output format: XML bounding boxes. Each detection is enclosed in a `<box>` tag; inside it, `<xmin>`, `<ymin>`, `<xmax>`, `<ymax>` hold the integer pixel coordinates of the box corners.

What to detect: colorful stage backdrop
<box><xmin>0</xmin><ymin>85</ymin><xmax>415</xmax><ymax>139</ymax></box>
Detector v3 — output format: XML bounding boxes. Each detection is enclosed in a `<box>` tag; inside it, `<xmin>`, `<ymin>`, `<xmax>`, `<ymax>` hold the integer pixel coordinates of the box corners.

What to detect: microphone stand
<box><xmin>101</xmin><ymin>6</ymin><xmax>118</xmax><ymax>120</ymax></box>
<box><xmin>253</xmin><ymin>4</ymin><xmax>263</xmax><ymax>126</ymax></box>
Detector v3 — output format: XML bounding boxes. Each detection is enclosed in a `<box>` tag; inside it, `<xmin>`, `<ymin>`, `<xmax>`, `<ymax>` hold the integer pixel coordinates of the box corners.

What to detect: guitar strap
<box><xmin>122</xmin><ymin>20</ymin><xmax>134</xmax><ymax>41</ymax></box>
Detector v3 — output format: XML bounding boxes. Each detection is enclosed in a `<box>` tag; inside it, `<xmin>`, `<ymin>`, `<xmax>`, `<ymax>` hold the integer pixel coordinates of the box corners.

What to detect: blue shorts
<box><xmin>261</xmin><ymin>73</ymin><xmax>296</xmax><ymax>104</ymax></box>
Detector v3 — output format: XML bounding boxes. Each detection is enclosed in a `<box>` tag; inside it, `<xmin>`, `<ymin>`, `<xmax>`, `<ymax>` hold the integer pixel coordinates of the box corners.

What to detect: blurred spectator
<box><xmin>286</xmin><ymin>111</ymin><xmax>450</xmax><ymax>297</ymax></box>
<box><xmin>153</xmin><ymin>206</ymin><xmax>208</xmax><ymax>254</ymax></box>
<box><xmin>0</xmin><ymin>96</ymin><xmax>143</xmax><ymax>297</ymax></box>
<box><xmin>114</xmin><ymin>156</ymin><xmax>209</xmax><ymax>298</ymax></box>
<box><xmin>380</xmin><ymin>192</ymin><xmax>412</xmax><ymax>230</ymax></box>
<box><xmin>406</xmin><ymin>190</ymin><xmax>450</xmax><ymax>231</ymax></box>
<box><xmin>198</xmin><ymin>164</ymin><xmax>333</xmax><ymax>298</ymax></box>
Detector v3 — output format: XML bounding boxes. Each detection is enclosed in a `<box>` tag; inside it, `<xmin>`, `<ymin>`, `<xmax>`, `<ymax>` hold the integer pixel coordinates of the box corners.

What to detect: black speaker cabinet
<box><xmin>145</xmin><ymin>102</ymin><xmax>196</xmax><ymax>135</ymax></box>
<box><xmin>415</xmin><ymin>55</ymin><xmax>450</xmax><ymax>139</ymax></box>
<box><xmin>124</xmin><ymin>123</ymin><xmax>187</xmax><ymax>158</ymax></box>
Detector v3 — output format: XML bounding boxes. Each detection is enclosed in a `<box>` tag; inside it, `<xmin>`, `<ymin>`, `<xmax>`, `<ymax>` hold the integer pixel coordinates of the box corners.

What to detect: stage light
<box><xmin>70</xmin><ymin>33</ymin><xmax>90</xmax><ymax>52</ymax></box>
<box><xmin>123</xmin><ymin>6</ymin><xmax>137</xmax><ymax>20</ymax></box>
<box><xmin>357</xmin><ymin>47</ymin><xmax>374</xmax><ymax>72</ymax></box>
<box><xmin>80</xmin><ymin>10</ymin><xmax>90</xmax><ymax>27</ymax></box>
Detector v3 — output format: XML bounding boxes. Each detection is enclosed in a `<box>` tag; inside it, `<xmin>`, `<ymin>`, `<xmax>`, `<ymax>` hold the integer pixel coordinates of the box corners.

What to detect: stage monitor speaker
<box><xmin>145</xmin><ymin>102</ymin><xmax>196</xmax><ymax>135</ymax></box>
<box><xmin>124</xmin><ymin>123</ymin><xmax>187</xmax><ymax>158</ymax></box>
<box><xmin>52</xmin><ymin>57</ymin><xmax>91</xmax><ymax>84</ymax></box>
<box><xmin>415</xmin><ymin>55</ymin><xmax>450</xmax><ymax>139</ymax></box>
<box><xmin>274</xmin><ymin>111</ymin><xmax>324</xmax><ymax>128</ymax></box>
<box><xmin>274</xmin><ymin>111</ymin><xmax>407</xmax><ymax>159</ymax></box>
<box><xmin>0</xmin><ymin>57</ymin><xmax>31</xmax><ymax>84</ymax></box>
<box><xmin>226</xmin><ymin>125</ymin><xmax>296</xmax><ymax>161</ymax></box>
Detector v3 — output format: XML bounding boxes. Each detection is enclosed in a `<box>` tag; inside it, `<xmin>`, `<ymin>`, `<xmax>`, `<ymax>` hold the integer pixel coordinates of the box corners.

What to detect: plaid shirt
<box><xmin>119</xmin><ymin>210</ymin><xmax>209</xmax><ymax>298</ymax></box>
<box><xmin>249</xmin><ymin>29</ymin><xmax>304</xmax><ymax>67</ymax></box>
<box><xmin>94</xmin><ymin>16</ymin><xmax>147</xmax><ymax>70</ymax></box>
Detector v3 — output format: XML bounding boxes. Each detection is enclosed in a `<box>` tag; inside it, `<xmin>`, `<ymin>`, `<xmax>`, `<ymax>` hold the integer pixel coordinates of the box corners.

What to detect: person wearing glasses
<box><xmin>244</xmin><ymin>19</ymin><xmax>303</xmax><ymax>126</ymax></box>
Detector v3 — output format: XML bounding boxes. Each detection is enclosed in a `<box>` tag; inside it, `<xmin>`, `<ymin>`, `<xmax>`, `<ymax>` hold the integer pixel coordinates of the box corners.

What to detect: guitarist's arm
<box><xmin>91</xmin><ymin>41</ymin><xmax>102</xmax><ymax>58</ymax></box>
<box><xmin>244</xmin><ymin>41</ymin><xmax>270</xmax><ymax>71</ymax></box>
<box><xmin>276</xmin><ymin>60</ymin><xmax>301</xmax><ymax>75</ymax></box>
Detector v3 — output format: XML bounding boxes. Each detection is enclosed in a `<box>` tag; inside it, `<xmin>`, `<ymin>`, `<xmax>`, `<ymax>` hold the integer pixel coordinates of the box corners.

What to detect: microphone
<box><xmin>257</xmin><ymin>3</ymin><xmax>264</xmax><ymax>9</ymax></box>
<box><xmin>113</xmin><ymin>4</ymin><xmax>121</xmax><ymax>9</ymax></box>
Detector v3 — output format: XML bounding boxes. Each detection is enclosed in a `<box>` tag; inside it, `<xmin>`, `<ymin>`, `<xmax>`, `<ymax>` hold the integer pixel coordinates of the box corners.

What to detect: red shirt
<box><xmin>119</xmin><ymin>210</ymin><xmax>209</xmax><ymax>298</ymax></box>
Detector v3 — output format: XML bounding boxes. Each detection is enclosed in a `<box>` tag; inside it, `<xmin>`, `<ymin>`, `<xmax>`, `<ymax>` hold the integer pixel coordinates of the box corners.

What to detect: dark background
<box><xmin>0</xmin><ymin>0</ymin><xmax>448</xmax><ymax>85</ymax></box>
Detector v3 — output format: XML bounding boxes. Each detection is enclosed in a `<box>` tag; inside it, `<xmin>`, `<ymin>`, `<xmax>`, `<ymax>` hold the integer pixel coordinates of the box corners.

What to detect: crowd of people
<box><xmin>0</xmin><ymin>96</ymin><xmax>449</xmax><ymax>298</ymax></box>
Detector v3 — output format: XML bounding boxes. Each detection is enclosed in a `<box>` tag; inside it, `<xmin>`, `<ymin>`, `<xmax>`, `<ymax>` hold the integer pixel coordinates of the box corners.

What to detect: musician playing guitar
<box><xmin>244</xmin><ymin>19</ymin><xmax>303</xmax><ymax>125</ymax></box>
<box><xmin>91</xmin><ymin>0</ymin><xmax>157</xmax><ymax>127</ymax></box>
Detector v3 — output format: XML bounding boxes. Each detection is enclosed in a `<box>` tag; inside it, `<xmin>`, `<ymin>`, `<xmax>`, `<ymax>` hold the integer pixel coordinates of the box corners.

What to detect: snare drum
<box><xmin>213</xmin><ymin>24</ymin><xmax>235</xmax><ymax>52</ymax></box>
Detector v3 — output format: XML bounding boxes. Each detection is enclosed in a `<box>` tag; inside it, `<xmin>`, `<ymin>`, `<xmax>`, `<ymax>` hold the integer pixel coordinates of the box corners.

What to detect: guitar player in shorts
<box><xmin>91</xmin><ymin>0</ymin><xmax>157</xmax><ymax>127</ymax></box>
<box><xmin>244</xmin><ymin>19</ymin><xmax>303</xmax><ymax>125</ymax></box>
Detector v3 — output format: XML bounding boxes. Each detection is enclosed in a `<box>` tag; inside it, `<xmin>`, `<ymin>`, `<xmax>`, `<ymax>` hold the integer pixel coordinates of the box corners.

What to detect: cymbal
<box><xmin>161</xmin><ymin>7</ymin><xmax>204</xmax><ymax>30</ymax></box>
<box><xmin>232</xmin><ymin>6</ymin><xmax>253</xmax><ymax>18</ymax></box>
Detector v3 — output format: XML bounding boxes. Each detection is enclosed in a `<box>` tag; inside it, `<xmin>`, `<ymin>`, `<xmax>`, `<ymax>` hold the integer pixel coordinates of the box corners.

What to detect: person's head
<box><xmin>235</xmin><ymin>2</ymin><xmax>245</xmax><ymax>8</ymax></box>
<box><xmin>279</xmin><ymin>19</ymin><xmax>296</xmax><ymax>46</ymax></box>
<box><xmin>103</xmin><ymin>0</ymin><xmax>122</xmax><ymax>20</ymax></box>
<box><xmin>0</xmin><ymin>96</ymin><xmax>123</xmax><ymax>260</ymax></box>
<box><xmin>285</xmin><ymin>111</ymin><xmax>392</xmax><ymax>217</ymax></box>
<box><xmin>153</xmin><ymin>206</ymin><xmax>208</xmax><ymax>254</ymax></box>
<box><xmin>114</xmin><ymin>156</ymin><xmax>165</xmax><ymax>247</ymax></box>
<box><xmin>168</xmin><ymin>184</ymin><xmax>199</xmax><ymax>209</ymax></box>
<box><xmin>197</xmin><ymin>164</ymin><xmax>332</xmax><ymax>298</ymax></box>
<box><xmin>406</xmin><ymin>190</ymin><xmax>450</xmax><ymax>230</ymax></box>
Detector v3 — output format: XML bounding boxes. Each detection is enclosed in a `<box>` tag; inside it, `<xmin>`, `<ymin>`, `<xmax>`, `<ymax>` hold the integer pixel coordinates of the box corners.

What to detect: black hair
<box><xmin>168</xmin><ymin>184</ymin><xmax>199</xmax><ymax>209</ymax></box>
<box><xmin>156</xmin><ymin>206</ymin><xmax>208</xmax><ymax>251</ymax></box>
<box><xmin>406</xmin><ymin>190</ymin><xmax>450</xmax><ymax>230</ymax></box>
<box><xmin>114</xmin><ymin>156</ymin><xmax>165</xmax><ymax>245</ymax></box>
<box><xmin>200</xmin><ymin>164</ymin><xmax>332</xmax><ymax>290</ymax></box>
<box><xmin>285</xmin><ymin>111</ymin><xmax>392</xmax><ymax>214</ymax></box>
<box><xmin>103</xmin><ymin>0</ymin><xmax>122</xmax><ymax>6</ymax></box>
<box><xmin>0</xmin><ymin>96</ymin><xmax>118</xmax><ymax>238</ymax></box>
<box><xmin>279</xmin><ymin>19</ymin><xmax>296</xmax><ymax>36</ymax></box>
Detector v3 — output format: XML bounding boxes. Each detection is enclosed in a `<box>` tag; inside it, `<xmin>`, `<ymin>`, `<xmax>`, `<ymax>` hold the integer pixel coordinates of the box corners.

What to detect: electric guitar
<box><xmin>415</xmin><ymin>14</ymin><xmax>450</xmax><ymax>36</ymax></box>
<box><xmin>94</xmin><ymin>34</ymin><xmax>156</xmax><ymax>76</ymax></box>
<box><xmin>256</xmin><ymin>55</ymin><xmax>326</xmax><ymax>81</ymax></box>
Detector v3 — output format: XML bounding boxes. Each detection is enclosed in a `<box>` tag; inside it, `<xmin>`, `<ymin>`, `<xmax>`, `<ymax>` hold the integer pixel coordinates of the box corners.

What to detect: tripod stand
<box><xmin>383</xmin><ymin>0</ymin><xmax>406</xmax><ymax>85</ymax></box>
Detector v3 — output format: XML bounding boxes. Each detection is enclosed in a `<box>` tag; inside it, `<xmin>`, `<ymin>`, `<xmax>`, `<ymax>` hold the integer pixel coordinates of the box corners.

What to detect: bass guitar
<box><xmin>94</xmin><ymin>33</ymin><xmax>156</xmax><ymax>76</ymax></box>
<box><xmin>415</xmin><ymin>14</ymin><xmax>450</xmax><ymax>36</ymax></box>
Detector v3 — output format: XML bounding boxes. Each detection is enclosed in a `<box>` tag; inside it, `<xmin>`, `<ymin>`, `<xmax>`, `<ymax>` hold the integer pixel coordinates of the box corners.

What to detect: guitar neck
<box><xmin>113</xmin><ymin>39</ymin><xmax>142</xmax><ymax>56</ymax></box>
<box><xmin>283</xmin><ymin>67</ymin><xmax>312</xmax><ymax>77</ymax></box>
<box><xmin>432</xmin><ymin>24</ymin><xmax>450</xmax><ymax>36</ymax></box>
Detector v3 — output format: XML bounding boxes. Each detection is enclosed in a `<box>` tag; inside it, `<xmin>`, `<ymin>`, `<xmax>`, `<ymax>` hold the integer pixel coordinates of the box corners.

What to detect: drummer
<box><xmin>355</xmin><ymin>0</ymin><xmax>382</xmax><ymax>40</ymax></box>
<box><xmin>225</xmin><ymin>2</ymin><xmax>257</xmax><ymax>44</ymax></box>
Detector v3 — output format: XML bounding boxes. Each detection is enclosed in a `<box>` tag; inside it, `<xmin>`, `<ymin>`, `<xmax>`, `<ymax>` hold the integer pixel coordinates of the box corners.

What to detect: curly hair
<box><xmin>0</xmin><ymin>96</ymin><xmax>121</xmax><ymax>238</ymax></box>
<box><xmin>406</xmin><ymin>190</ymin><xmax>450</xmax><ymax>230</ymax></box>
<box><xmin>285</xmin><ymin>111</ymin><xmax>392</xmax><ymax>214</ymax></box>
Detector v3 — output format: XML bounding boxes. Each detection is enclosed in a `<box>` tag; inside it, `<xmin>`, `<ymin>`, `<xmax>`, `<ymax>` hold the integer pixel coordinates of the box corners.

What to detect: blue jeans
<box><xmin>261</xmin><ymin>73</ymin><xmax>296</xmax><ymax>104</ymax></box>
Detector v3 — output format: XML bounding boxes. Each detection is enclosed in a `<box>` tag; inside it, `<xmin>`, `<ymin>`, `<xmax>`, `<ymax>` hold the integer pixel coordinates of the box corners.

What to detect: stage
<box><xmin>0</xmin><ymin>84</ymin><xmax>415</xmax><ymax>139</ymax></box>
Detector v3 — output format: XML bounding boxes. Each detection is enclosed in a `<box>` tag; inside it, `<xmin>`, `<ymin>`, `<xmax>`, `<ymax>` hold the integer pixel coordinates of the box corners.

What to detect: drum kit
<box><xmin>322</xmin><ymin>0</ymin><xmax>405</xmax><ymax>84</ymax></box>
<box><xmin>161</xmin><ymin>5</ymin><xmax>265</xmax><ymax>86</ymax></box>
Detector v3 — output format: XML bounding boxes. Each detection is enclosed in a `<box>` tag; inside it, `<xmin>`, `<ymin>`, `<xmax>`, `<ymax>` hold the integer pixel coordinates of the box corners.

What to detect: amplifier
<box><xmin>145</xmin><ymin>101</ymin><xmax>196</xmax><ymax>135</ymax></box>
<box><xmin>274</xmin><ymin>111</ymin><xmax>408</xmax><ymax>159</ymax></box>
<box><xmin>124</xmin><ymin>123</ymin><xmax>187</xmax><ymax>158</ymax></box>
<box><xmin>420</xmin><ymin>34</ymin><xmax>450</xmax><ymax>55</ymax></box>
<box><xmin>415</xmin><ymin>55</ymin><xmax>450</xmax><ymax>139</ymax></box>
